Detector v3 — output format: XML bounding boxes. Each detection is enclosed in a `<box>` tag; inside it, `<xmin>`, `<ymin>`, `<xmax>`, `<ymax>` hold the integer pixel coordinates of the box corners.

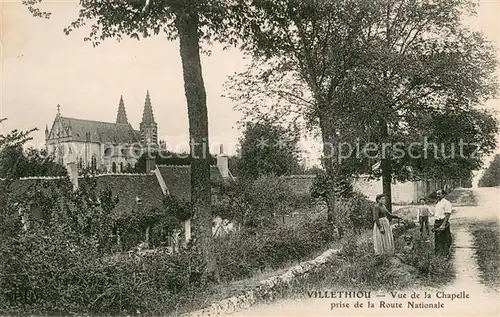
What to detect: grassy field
<box><xmin>469</xmin><ymin>220</ymin><xmax>500</xmax><ymax>289</ymax></box>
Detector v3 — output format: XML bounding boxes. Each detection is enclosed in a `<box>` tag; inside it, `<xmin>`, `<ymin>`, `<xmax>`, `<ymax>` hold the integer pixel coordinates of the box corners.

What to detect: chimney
<box><xmin>66</xmin><ymin>162</ymin><xmax>78</xmax><ymax>191</ymax></box>
<box><xmin>217</xmin><ymin>144</ymin><xmax>229</xmax><ymax>178</ymax></box>
<box><xmin>146</xmin><ymin>154</ymin><xmax>156</xmax><ymax>174</ymax></box>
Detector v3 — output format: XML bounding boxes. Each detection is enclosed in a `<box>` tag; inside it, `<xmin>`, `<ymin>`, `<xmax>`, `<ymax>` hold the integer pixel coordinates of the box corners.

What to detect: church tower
<box><xmin>139</xmin><ymin>90</ymin><xmax>158</xmax><ymax>146</ymax></box>
<box><xmin>116</xmin><ymin>95</ymin><xmax>128</xmax><ymax>124</ymax></box>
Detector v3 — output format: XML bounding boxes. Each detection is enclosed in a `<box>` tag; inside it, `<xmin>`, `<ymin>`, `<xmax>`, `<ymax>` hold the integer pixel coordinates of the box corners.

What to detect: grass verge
<box><xmin>266</xmin><ymin>226</ymin><xmax>455</xmax><ymax>302</ymax></box>
<box><xmin>469</xmin><ymin>220</ymin><xmax>500</xmax><ymax>289</ymax></box>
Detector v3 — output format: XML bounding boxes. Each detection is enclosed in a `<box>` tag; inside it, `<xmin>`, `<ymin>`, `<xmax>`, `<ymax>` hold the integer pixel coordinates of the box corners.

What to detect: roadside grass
<box><xmin>469</xmin><ymin>220</ymin><xmax>500</xmax><ymax>290</ymax></box>
<box><xmin>169</xmin><ymin>240</ymin><xmax>342</xmax><ymax>317</ymax></box>
<box><xmin>268</xmin><ymin>226</ymin><xmax>455</xmax><ymax>302</ymax></box>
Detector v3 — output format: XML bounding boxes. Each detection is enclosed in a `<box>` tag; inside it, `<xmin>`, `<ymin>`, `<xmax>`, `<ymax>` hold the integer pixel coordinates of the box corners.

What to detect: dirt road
<box><xmin>230</xmin><ymin>187</ymin><xmax>500</xmax><ymax>317</ymax></box>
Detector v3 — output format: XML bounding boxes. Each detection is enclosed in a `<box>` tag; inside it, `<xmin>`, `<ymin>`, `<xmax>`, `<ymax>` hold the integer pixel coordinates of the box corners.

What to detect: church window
<box><xmin>112</xmin><ymin>162</ymin><xmax>117</xmax><ymax>173</ymax></box>
<box><xmin>91</xmin><ymin>156</ymin><xmax>97</xmax><ymax>171</ymax></box>
<box><xmin>104</xmin><ymin>147</ymin><xmax>112</xmax><ymax>157</ymax></box>
<box><xmin>120</xmin><ymin>162</ymin><xmax>123</xmax><ymax>173</ymax></box>
<box><xmin>78</xmin><ymin>157</ymin><xmax>83</xmax><ymax>169</ymax></box>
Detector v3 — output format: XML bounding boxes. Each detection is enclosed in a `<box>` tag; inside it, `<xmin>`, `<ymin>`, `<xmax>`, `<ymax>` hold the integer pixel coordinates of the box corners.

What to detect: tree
<box><xmin>341</xmin><ymin>0</ymin><xmax>498</xmax><ymax>211</ymax></box>
<box><xmin>479</xmin><ymin>154</ymin><xmax>500</xmax><ymax>187</ymax></box>
<box><xmin>404</xmin><ymin>107</ymin><xmax>498</xmax><ymax>185</ymax></box>
<box><xmin>211</xmin><ymin>175</ymin><xmax>296</xmax><ymax>231</ymax></box>
<box><xmin>237</xmin><ymin>120</ymin><xmax>302</xmax><ymax>179</ymax></box>
<box><xmin>228</xmin><ymin>0</ymin><xmax>498</xmax><ymax>214</ymax></box>
<box><xmin>23</xmin><ymin>0</ymin><xmax>247</xmax><ymax>280</ymax></box>
<box><xmin>227</xmin><ymin>0</ymin><xmax>388</xmax><ymax>222</ymax></box>
<box><xmin>0</xmin><ymin>146</ymin><xmax>67</xmax><ymax>178</ymax></box>
<box><xmin>0</xmin><ymin>118</ymin><xmax>37</xmax><ymax>238</ymax></box>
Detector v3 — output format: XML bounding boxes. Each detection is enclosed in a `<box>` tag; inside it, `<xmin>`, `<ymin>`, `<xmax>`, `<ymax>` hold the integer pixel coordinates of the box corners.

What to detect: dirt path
<box><xmin>229</xmin><ymin>188</ymin><xmax>499</xmax><ymax>317</ymax></box>
<box><xmin>438</xmin><ymin>187</ymin><xmax>499</xmax><ymax>316</ymax></box>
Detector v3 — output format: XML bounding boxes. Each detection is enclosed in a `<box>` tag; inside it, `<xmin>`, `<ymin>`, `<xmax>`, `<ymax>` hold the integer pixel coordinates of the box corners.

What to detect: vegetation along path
<box><xmin>229</xmin><ymin>187</ymin><xmax>499</xmax><ymax>317</ymax></box>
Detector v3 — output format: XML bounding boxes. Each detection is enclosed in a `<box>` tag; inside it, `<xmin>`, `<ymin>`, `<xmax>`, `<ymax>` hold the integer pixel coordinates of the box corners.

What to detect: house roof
<box><xmin>82</xmin><ymin>174</ymin><xmax>165</xmax><ymax>219</ymax></box>
<box><xmin>157</xmin><ymin>165</ymin><xmax>223</xmax><ymax>200</ymax></box>
<box><xmin>51</xmin><ymin>116</ymin><xmax>141</xmax><ymax>144</ymax></box>
<box><xmin>2</xmin><ymin>173</ymin><xmax>165</xmax><ymax>220</ymax></box>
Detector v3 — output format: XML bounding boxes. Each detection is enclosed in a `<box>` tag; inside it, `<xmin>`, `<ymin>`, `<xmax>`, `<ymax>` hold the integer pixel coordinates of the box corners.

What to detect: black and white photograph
<box><xmin>1</xmin><ymin>0</ymin><xmax>499</xmax><ymax>316</ymax></box>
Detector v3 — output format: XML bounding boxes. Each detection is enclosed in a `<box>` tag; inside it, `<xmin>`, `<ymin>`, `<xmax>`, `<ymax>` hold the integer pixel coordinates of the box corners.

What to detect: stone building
<box><xmin>45</xmin><ymin>91</ymin><xmax>158</xmax><ymax>173</ymax></box>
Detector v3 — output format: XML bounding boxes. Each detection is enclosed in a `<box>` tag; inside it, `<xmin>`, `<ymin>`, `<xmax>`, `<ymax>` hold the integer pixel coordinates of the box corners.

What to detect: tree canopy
<box><xmin>227</xmin><ymin>0</ymin><xmax>499</xmax><ymax>213</ymax></box>
<box><xmin>479</xmin><ymin>154</ymin><xmax>500</xmax><ymax>187</ymax></box>
<box><xmin>236</xmin><ymin>120</ymin><xmax>302</xmax><ymax>179</ymax></box>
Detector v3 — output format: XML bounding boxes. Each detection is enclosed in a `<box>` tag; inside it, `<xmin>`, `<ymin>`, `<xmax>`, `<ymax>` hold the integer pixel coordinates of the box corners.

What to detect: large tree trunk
<box><xmin>319</xmin><ymin>114</ymin><xmax>336</xmax><ymax>225</ymax></box>
<box><xmin>176</xmin><ymin>10</ymin><xmax>219</xmax><ymax>281</ymax></box>
<box><xmin>379</xmin><ymin>118</ymin><xmax>392</xmax><ymax>213</ymax></box>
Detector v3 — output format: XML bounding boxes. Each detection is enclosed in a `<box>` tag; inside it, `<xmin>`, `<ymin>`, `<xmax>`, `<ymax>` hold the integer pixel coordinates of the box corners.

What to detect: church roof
<box><xmin>58</xmin><ymin>117</ymin><xmax>141</xmax><ymax>144</ymax></box>
<box><xmin>157</xmin><ymin>165</ymin><xmax>224</xmax><ymax>200</ymax></box>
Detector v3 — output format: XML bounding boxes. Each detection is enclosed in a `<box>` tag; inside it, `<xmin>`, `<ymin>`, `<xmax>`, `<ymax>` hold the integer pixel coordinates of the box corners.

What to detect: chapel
<box><xmin>45</xmin><ymin>91</ymin><xmax>158</xmax><ymax>173</ymax></box>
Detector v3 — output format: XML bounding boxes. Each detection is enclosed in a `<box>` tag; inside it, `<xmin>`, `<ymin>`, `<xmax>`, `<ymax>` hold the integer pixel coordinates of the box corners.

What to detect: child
<box><xmin>417</xmin><ymin>198</ymin><xmax>434</xmax><ymax>238</ymax></box>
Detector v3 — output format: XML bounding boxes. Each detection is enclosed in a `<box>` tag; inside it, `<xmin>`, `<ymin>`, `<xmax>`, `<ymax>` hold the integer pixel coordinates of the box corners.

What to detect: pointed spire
<box><xmin>141</xmin><ymin>90</ymin><xmax>156</xmax><ymax>124</ymax></box>
<box><xmin>116</xmin><ymin>95</ymin><xmax>128</xmax><ymax>124</ymax></box>
<box><xmin>139</xmin><ymin>90</ymin><xmax>158</xmax><ymax>146</ymax></box>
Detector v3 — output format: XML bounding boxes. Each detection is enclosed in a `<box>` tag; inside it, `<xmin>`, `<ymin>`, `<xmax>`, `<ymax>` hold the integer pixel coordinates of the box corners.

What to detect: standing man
<box><xmin>434</xmin><ymin>189</ymin><xmax>453</xmax><ymax>259</ymax></box>
<box><xmin>417</xmin><ymin>198</ymin><xmax>434</xmax><ymax>239</ymax></box>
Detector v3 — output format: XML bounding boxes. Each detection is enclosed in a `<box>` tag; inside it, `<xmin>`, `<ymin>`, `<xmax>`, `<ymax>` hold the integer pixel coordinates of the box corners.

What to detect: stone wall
<box><xmin>281</xmin><ymin>174</ymin><xmax>440</xmax><ymax>204</ymax></box>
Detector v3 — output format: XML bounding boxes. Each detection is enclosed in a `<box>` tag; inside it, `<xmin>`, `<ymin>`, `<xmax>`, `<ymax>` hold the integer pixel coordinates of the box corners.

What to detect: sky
<box><xmin>1</xmin><ymin>0</ymin><xmax>500</xmax><ymax>168</ymax></box>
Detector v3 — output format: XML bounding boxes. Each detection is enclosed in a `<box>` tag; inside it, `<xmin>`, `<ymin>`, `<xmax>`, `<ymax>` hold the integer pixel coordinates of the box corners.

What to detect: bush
<box><xmin>0</xmin><ymin>224</ymin><xmax>207</xmax><ymax>316</ymax></box>
<box><xmin>212</xmin><ymin>175</ymin><xmax>297</xmax><ymax>231</ymax></box>
<box><xmin>332</xmin><ymin>193</ymin><xmax>375</xmax><ymax>235</ymax></box>
<box><xmin>394</xmin><ymin>228</ymin><xmax>454</xmax><ymax>285</ymax></box>
<box><xmin>215</xmin><ymin>215</ymin><xmax>335</xmax><ymax>281</ymax></box>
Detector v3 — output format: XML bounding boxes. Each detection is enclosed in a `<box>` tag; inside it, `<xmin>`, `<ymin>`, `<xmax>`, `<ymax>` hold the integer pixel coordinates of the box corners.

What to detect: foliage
<box><xmin>227</xmin><ymin>0</ymin><xmax>499</xmax><ymax>216</ymax></box>
<box><xmin>165</xmin><ymin>195</ymin><xmax>194</xmax><ymax>222</ymax></box>
<box><xmin>22</xmin><ymin>0</ymin><xmax>255</xmax><ymax>278</ymax></box>
<box><xmin>479</xmin><ymin>154</ymin><xmax>500</xmax><ymax>187</ymax></box>
<box><xmin>394</xmin><ymin>227</ymin><xmax>454</xmax><ymax>284</ymax></box>
<box><xmin>212</xmin><ymin>175</ymin><xmax>297</xmax><ymax>230</ymax></box>
<box><xmin>310</xmin><ymin>169</ymin><xmax>354</xmax><ymax>201</ymax></box>
<box><xmin>400</xmin><ymin>108</ymin><xmax>499</xmax><ymax>182</ymax></box>
<box><xmin>0</xmin><ymin>146</ymin><xmax>67</xmax><ymax>178</ymax></box>
<box><xmin>236</xmin><ymin>120</ymin><xmax>302</xmax><ymax>180</ymax></box>
<box><xmin>0</xmin><ymin>227</ymin><xmax>208</xmax><ymax>316</ymax></box>
<box><xmin>214</xmin><ymin>215</ymin><xmax>335</xmax><ymax>281</ymax></box>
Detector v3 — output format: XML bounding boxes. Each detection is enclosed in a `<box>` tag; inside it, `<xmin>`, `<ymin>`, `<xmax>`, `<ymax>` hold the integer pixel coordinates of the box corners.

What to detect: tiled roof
<box><xmin>58</xmin><ymin>117</ymin><xmax>141</xmax><ymax>144</ymax></box>
<box><xmin>2</xmin><ymin>174</ymin><xmax>165</xmax><ymax>220</ymax></box>
<box><xmin>157</xmin><ymin>165</ymin><xmax>223</xmax><ymax>200</ymax></box>
<box><xmin>84</xmin><ymin>174</ymin><xmax>164</xmax><ymax>219</ymax></box>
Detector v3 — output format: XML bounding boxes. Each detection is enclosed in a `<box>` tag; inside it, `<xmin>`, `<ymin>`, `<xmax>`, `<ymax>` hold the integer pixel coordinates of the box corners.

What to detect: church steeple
<box><xmin>116</xmin><ymin>95</ymin><xmax>128</xmax><ymax>124</ymax></box>
<box><xmin>139</xmin><ymin>90</ymin><xmax>158</xmax><ymax>145</ymax></box>
<box><xmin>141</xmin><ymin>90</ymin><xmax>155</xmax><ymax>124</ymax></box>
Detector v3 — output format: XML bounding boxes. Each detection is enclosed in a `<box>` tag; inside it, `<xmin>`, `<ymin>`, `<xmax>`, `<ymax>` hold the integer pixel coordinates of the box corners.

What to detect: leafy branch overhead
<box><xmin>227</xmin><ymin>0</ymin><xmax>499</xmax><ymax>182</ymax></box>
<box><xmin>24</xmin><ymin>0</ymin><xmax>249</xmax><ymax>49</ymax></box>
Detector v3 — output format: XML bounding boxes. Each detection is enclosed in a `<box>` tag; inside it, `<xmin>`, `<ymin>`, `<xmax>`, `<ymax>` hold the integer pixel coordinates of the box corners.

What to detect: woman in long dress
<box><xmin>373</xmin><ymin>194</ymin><xmax>400</xmax><ymax>256</ymax></box>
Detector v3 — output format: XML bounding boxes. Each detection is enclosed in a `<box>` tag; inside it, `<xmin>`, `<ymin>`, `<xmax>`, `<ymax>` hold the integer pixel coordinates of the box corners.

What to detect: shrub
<box><xmin>212</xmin><ymin>175</ymin><xmax>297</xmax><ymax>231</ymax></box>
<box><xmin>0</xmin><ymin>224</ymin><xmax>207</xmax><ymax>316</ymax></box>
<box><xmin>395</xmin><ymin>228</ymin><xmax>454</xmax><ymax>285</ymax></box>
<box><xmin>332</xmin><ymin>193</ymin><xmax>375</xmax><ymax>235</ymax></box>
<box><xmin>215</xmin><ymin>215</ymin><xmax>335</xmax><ymax>281</ymax></box>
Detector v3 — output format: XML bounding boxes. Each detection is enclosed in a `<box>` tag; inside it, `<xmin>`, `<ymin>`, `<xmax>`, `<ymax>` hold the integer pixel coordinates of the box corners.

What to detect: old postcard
<box><xmin>1</xmin><ymin>0</ymin><xmax>499</xmax><ymax>316</ymax></box>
